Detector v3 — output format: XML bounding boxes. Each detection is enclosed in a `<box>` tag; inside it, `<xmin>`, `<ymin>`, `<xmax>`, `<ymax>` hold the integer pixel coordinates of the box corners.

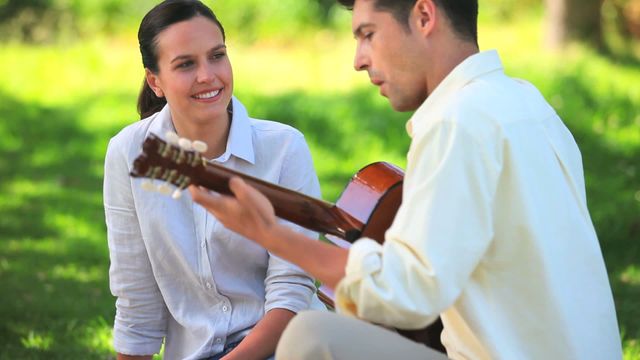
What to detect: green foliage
<box><xmin>0</xmin><ymin>0</ymin><xmax>347</xmax><ymax>43</ymax></box>
<box><xmin>479</xmin><ymin>0</ymin><xmax>542</xmax><ymax>20</ymax></box>
<box><xmin>0</xmin><ymin>0</ymin><xmax>157</xmax><ymax>42</ymax></box>
<box><xmin>210</xmin><ymin>0</ymin><xmax>336</xmax><ymax>42</ymax></box>
<box><xmin>538</xmin><ymin>62</ymin><xmax>640</xmax><ymax>353</ymax></box>
<box><xmin>235</xmin><ymin>89</ymin><xmax>410</xmax><ymax>197</ymax></box>
<box><xmin>0</xmin><ymin>95</ymin><xmax>117</xmax><ymax>359</ymax></box>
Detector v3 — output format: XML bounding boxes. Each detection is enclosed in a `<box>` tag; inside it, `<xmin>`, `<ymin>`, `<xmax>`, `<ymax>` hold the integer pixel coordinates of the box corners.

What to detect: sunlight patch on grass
<box><xmin>2</xmin><ymin>179</ymin><xmax>57</xmax><ymax>200</ymax></box>
<box><xmin>0</xmin><ymin>38</ymin><xmax>140</xmax><ymax>107</ymax></box>
<box><xmin>0</xmin><ymin>179</ymin><xmax>100</xmax><ymax>209</ymax></box>
<box><xmin>1</xmin><ymin>34</ymin><xmax>365</xmax><ymax>109</ymax></box>
<box><xmin>51</xmin><ymin>263</ymin><xmax>104</xmax><ymax>283</ymax></box>
<box><xmin>30</xmin><ymin>148</ymin><xmax>69</xmax><ymax>169</ymax></box>
<box><xmin>479</xmin><ymin>14</ymin><xmax>545</xmax><ymax>68</ymax></box>
<box><xmin>0</xmin><ymin>128</ymin><xmax>23</xmax><ymax>153</ymax></box>
<box><xmin>625</xmin><ymin>339</ymin><xmax>640</xmax><ymax>360</ymax></box>
<box><xmin>0</xmin><ymin>257</ymin><xmax>9</xmax><ymax>273</ymax></box>
<box><xmin>620</xmin><ymin>265</ymin><xmax>640</xmax><ymax>286</ymax></box>
<box><xmin>232</xmin><ymin>34</ymin><xmax>367</xmax><ymax>95</ymax></box>
<box><xmin>20</xmin><ymin>330</ymin><xmax>53</xmax><ymax>350</ymax></box>
<box><xmin>46</xmin><ymin>212</ymin><xmax>96</xmax><ymax>240</ymax></box>
<box><xmin>2</xmin><ymin>177</ymin><xmax>101</xmax><ymax>203</ymax></box>
<box><xmin>3</xmin><ymin>238</ymin><xmax>64</xmax><ymax>256</ymax></box>
<box><xmin>78</xmin><ymin>317</ymin><xmax>114</xmax><ymax>353</ymax></box>
<box><xmin>79</xmin><ymin>93</ymin><xmax>139</xmax><ymax>132</ymax></box>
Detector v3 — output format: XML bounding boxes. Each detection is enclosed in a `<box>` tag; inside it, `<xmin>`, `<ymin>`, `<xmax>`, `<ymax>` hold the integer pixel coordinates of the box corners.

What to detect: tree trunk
<box><xmin>545</xmin><ymin>0</ymin><xmax>605</xmax><ymax>50</ymax></box>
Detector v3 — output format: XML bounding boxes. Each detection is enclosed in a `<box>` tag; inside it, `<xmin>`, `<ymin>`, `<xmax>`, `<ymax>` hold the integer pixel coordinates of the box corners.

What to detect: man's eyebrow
<box><xmin>170</xmin><ymin>44</ymin><xmax>227</xmax><ymax>63</ymax></box>
<box><xmin>353</xmin><ymin>23</ymin><xmax>374</xmax><ymax>38</ymax></box>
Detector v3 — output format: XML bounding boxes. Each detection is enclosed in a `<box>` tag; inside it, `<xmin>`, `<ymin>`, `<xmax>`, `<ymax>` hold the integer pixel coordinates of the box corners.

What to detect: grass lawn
<box><xmin>0</xmin><ymin>13</ymin><xmax>638</xmax><ymax>359</ymax></box>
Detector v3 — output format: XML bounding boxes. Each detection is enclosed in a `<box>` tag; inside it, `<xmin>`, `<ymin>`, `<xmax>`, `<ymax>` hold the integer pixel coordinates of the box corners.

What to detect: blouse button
<box><xmin>206</xmin><ymin>282</ymin><xmax>212</xmax><ymax>289</ymax></box>
<box><xmin>222</xmin><ymin>305</ymin><xmax>229</xmax><ymax>312</ymax></box>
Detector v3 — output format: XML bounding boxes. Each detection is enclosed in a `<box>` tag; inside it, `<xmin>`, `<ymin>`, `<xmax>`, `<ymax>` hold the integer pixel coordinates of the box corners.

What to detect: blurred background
<box><xmin>0</xmin><ymin>0</ymin><xmax>638</xmax><ymax>358</ymax></box>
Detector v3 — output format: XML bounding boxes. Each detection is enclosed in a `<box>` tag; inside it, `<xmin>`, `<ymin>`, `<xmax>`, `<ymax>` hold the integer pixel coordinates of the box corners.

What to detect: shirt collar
<box><xmin>406</xmin><ymin>49</ymin><xmax>504</xmax><ymax>137</ymax></box>
<box><xmin>148</xmin><ymin>103</ymin><xmax>175</xmax><ymax>136</ymax></box>
<box><xmin>147</xmin><ymin>96</ymin><xmax>256</xmax><ymax>164</ymax></box>
<box><xmin>217</xmin><ymin>96</ymin><xmax>255</xmax><ymax>164</ymax></box>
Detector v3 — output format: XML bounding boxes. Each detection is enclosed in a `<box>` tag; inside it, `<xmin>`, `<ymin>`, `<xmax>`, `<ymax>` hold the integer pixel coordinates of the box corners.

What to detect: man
<box><xmin>189</xmin><ymin>0</ymin><xmax>623</xmax><ymax>359</ymax></box>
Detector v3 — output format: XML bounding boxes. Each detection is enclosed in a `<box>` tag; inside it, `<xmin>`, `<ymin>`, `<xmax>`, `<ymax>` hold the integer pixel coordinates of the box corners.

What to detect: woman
<box><xmin>103</xmin><ymin>1</ymin><xmax>324</xmax><ymax>359</ymax></box>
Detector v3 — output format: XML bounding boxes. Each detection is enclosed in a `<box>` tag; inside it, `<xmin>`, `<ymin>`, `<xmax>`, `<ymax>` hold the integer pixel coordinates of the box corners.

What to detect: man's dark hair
<box><xmin>336</xmin><ymin>0</ymin><xmax>478</xmax><ymax>44</ymax></box>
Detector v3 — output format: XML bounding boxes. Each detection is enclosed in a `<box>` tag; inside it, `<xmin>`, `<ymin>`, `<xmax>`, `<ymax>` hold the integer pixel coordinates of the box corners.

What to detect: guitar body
<box><xmin>317</xmin><ymin>162</ymin><xmax>403</xmax><ymax>304</ymax></box>
<box><xmin>336</xmin><ymin>162</ymin><xmax>404</xmax><ymax>244</ymax></box>
<box><xmin>319</xmin><ymin>162</ymin><xmax>445</xmax><ymax>352</ymax></box>
<box><xmin>130</xmin><ymin>134</ymin><xmax>444</xmax><ymax>352</ymax></box>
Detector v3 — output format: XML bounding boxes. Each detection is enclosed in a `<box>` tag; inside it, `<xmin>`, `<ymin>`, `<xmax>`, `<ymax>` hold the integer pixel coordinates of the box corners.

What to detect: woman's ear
<box><xmin>412</xmin><ymin>0</ymin><xmax>437</xmax><ymax>36</ymax></box>
<box><xmin>145</xmin><ymin>68</ymin><xmax>164</xmax><ymax>98</ymax></box>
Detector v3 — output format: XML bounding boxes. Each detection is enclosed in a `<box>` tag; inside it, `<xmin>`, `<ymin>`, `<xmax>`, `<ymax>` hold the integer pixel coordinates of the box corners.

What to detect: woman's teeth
<box><xmin>194</xmin><ymin>89</ymin><xmax>220</xmax><ymax>99</ymax></box>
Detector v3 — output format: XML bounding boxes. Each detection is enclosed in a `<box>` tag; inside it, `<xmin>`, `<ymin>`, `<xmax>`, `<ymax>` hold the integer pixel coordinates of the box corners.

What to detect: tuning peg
<box><xmin>172</xmin><ymin>189</ymin><xmax>183</xmax><ymax>200</ymax></box>
<box><xmin>171</xmin><ymin>177</ymin><xmax>191</xmax><ymax>200</ymax></box>
<box><xmin>141</xmin><ymin>180</ymin><xmax>157</xmax><ymax>192</ymax></box>
<box><xmin>192</xmin><ymin>140</ymin><xmax>208</xmax><ymax>153</ymax></box>
<box><xmin>178</xmin><ymin>138</ymin><xmax>193</xmax><ymax>151</ymax></box>
<box><xmin>165</xmin><ymin>131</ymin><xmax>180</xmax><ymax>145</ymax></box>
<box><xmin>158</xmin><ymin>183</ymin><xmax>173</xmax><ymax>196</ymax></box>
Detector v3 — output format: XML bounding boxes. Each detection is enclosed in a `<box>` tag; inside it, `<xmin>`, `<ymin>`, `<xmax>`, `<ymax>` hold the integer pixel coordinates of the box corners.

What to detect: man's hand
<box><xmin>190</xmin><ymin>176</ymin><xmax>349</xmax><ymax>290</ymax></box>
<box><xmin>189</xmin><ymin>177</ymin><xmax>278</xmax><ymax>247</ymax></box>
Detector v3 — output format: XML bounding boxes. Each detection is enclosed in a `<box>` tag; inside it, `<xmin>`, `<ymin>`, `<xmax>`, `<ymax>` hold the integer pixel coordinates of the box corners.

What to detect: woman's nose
<box><xmin>196</xmin><ymin>63</ymin><xmax>216</xmax><ymax>83</ymax></box>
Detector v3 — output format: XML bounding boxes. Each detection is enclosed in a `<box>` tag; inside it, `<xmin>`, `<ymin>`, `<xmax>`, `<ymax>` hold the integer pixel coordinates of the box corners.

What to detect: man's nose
<box><xmin>353</xmin><ymin>45</ymin><xmax>369</xmax><ymax>71</ymax></box>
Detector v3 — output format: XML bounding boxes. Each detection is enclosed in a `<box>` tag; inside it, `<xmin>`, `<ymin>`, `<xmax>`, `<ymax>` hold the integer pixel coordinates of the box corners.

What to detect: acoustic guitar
<box><xmin>129</xmin><ymin>132</ymin><xmax>445</xmax><ymax>351</ymax></box>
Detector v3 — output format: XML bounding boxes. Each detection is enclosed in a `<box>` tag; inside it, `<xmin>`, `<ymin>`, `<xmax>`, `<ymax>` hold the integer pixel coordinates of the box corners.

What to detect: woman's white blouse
<box><xmin>104</xmin><ymin>97</ymin><xmax>323</xmax><ymax>360</ymax></box>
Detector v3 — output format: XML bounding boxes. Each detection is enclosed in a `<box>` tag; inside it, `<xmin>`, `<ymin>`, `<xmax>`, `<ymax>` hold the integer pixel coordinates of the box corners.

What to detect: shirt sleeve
<box><xmin>263</xmin><ymin>132</ymin><xmax>322</xmax><ymax>314</ymax></box>
<box><xmin>103</xmin><ymin>137</ymin><xmax>167</xmax><ymax>355</ymax></box>
<box><xmin>335</xmin><ymin>119</ymin><xmax>500</xmax><ymax>329</ymax></box>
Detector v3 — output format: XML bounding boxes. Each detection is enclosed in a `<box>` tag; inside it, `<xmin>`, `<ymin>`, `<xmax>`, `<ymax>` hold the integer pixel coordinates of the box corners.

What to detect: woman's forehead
<box><xmin>155</xmin><ymin>16</ymin><xmax>224</xmax><ymax>59</ymax></box>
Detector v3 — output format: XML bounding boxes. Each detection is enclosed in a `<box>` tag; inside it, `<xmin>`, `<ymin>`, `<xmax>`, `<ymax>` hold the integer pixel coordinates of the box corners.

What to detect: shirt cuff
<box><xmin>113</xmin><ymin>329</ymin><xmax>163</xmax><ymax>357</ymax></box>
<box><xmin>264</xmin><ymin>281</ymin><xmax>317</xmax><ymax>315</ymax></box>
<box><xmin>334</xmin><ymin>238</ymin><xmax>383</xmax><ymax>317</ymax></box>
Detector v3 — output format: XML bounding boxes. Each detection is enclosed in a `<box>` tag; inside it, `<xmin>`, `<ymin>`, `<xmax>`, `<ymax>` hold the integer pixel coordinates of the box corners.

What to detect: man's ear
<box><xmin>412</xmin><ymin>0</ymin><xmax>437</xmax><ymax>36</ymax></box>
<box><xmin>145</xmin><ymin>68</ymin><xmax>164</xmax><ymax>98</ymax></box>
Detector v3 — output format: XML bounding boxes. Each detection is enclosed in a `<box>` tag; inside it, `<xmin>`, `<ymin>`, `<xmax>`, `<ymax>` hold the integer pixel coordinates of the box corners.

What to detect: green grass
<box><xmin>0</xmin><ymin>14</ymin><xmax>638</xmax><ymax>360</ymax></box>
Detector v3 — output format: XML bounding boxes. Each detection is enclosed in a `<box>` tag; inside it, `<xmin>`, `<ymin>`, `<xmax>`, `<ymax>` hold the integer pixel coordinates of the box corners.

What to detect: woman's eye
<box><xmin>211</xmin><ymin>52</ymin><xmax>226</xmax><ymax>60</ymax></box>
<box><xmin>364</xmin><ymin>32</ymin><xmax>374</xmax><ymax>40</ymax></box>
<box><xmin>177</xmin><ymin>60</ymin><xmax>193</xmax><ymax>69</ymax></box>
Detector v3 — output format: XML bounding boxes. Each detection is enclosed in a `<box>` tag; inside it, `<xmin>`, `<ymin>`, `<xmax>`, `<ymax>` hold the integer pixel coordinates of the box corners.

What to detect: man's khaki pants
<box><xmin>276</xmin><ymin>310</ymin><xmax>449</xmax><ymax>360</ymax></box>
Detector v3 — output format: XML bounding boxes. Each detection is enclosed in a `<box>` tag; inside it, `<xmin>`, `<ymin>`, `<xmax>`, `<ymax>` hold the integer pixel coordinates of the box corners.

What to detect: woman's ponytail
<box><xmin>137</xmin><ymin>78</ymin><xmax>167</xmax><ymax>119</ymax></box>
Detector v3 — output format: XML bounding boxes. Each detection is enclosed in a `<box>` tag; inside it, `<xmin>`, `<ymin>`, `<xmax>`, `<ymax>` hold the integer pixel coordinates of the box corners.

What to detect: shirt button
<box><xmin>201</xmin><ymin>241</ymin><xmax>205</xmax><ymax>248</ymax></box>
<box><xmin>222</xmin><ymin>305</ymin><xmax>228</xmax><ymax>312</ymax></box>
<box><xmin>206</xmin><ymin>282</ymin><xmax>212</xmax><ymax>289</ymax></box>
<box><xmin>215</xmin><ymin>338</ymin><xmax>222</xmax><ymax>344</ymax></box>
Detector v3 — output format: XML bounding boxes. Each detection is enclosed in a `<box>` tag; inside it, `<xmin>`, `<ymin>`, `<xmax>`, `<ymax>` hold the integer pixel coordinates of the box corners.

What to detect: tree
<box><xmin>544</xmin><ymin>0</ymin><xmax>605</xmax><ymax>49</ymax></box>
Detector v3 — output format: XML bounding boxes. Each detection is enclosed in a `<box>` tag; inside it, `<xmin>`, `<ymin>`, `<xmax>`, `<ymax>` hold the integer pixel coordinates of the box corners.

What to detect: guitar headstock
<box><xmin>130</xmin><ymin>131</ymin><xmax>209</xmax><ymax>199</ymax></box>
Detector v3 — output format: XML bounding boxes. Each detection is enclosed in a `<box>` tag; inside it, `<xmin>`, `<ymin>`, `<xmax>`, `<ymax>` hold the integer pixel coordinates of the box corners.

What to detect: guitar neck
<box><xmin>196</xmin><ymin>162</ymin><xmax>363</xmax><ymax>240</ymax></box>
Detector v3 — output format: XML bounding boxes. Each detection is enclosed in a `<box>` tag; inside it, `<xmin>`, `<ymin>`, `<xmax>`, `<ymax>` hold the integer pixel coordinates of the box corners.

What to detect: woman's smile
<box><xmin>192</xmin><ymin>88</ymin><xmax>223</xmax><ymax>102</ymax></box>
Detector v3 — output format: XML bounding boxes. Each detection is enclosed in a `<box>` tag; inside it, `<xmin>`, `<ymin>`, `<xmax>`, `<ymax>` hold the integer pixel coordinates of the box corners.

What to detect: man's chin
<box><xmin>389</xmin><ymin>100</ymin><xmax>419</xmax><ymax>113</ymax></box>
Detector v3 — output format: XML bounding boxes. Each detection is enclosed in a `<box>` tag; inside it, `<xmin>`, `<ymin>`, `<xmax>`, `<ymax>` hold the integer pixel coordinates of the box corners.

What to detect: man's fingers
<box><xmin>228</xmin><ymin>177</ymin><xmax>258</xmax><ymax>205</ymax></box>
<box><xmin>188</xmin><ymin>185</ymin><xmax>209</xmax><ymax>204</ymax></box>
<box><xmin>188</xmin><ymin>185</ymin><xmax>225</xmax><ymax>211</ymax></box>
<box><xmin>190</xmin><ymin>186</ymin><xmax>245</xmax><ymax>223</ymax></box>
<box><xmin>189</xmin><ymin>179</ymin><xmax>275</xmax><ymax>240</ymax></box>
